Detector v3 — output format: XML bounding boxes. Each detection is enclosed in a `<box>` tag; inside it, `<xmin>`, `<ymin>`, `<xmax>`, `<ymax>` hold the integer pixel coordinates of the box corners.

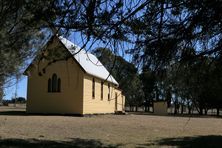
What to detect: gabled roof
<box><xmin>24</xmin><ymin>35</ymin><xmax>118</xmax><ymax>85</ymax></box>
<box><xmin>58</xmin><ymin>36</ymin><xmax>118</xmax><ymax>85</ymax></box>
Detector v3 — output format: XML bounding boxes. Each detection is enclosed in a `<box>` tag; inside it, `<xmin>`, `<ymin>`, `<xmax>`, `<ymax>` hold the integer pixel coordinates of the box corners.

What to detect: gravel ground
<box><xmin>0</xmin><ymin>106</ymin><xmax>222</xmax><ymax>147</ymax></box>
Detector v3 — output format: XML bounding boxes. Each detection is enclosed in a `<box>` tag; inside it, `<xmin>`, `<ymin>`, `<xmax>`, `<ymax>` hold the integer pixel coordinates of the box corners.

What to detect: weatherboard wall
<box><xmin>26</xmin><ymin>40</ymin><xmax>84</xmax><ymax>114</ymax></box>
<box><xmin>82</xmin><ymin>74</ymin><xmax>125</xmax><ymax>114</ymax></box>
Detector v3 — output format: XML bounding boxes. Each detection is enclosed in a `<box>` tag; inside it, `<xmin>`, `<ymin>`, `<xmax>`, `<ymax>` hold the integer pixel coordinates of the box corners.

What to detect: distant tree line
<box><xmin>94</xmin><ymin>48</ymin><xmax>222</xmax><ymax>116</ymax></box>
<box><xmin>2</xmin><ymin>97</ymin><xmax>26</xmax><ymax>106</ymax></box>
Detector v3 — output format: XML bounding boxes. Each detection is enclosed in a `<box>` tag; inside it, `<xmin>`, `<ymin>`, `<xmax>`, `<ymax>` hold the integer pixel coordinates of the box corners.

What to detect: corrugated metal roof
<box><xmin>59</xmin><ymin>36</ymin><xmax>118</xmax><ymax>85</ymax></box>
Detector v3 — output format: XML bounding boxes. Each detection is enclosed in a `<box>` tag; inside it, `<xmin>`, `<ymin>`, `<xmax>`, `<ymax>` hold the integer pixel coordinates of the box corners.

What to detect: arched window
<box><xmin>48</xmin><ymin>73</ymin><xmax>61</xmax><ymax>93</ymax></box>
<box><xmin>52</xmin><ymin>73</ymin><xmax>57</xmax><ymax>92</ymax></box>
<box><xmin>48</xmin><ymin>78</ymin><xmax>52</xmax><ymax>92</ymax></box>
<box><xmin>101</xmin><ymin>81</ymin><xmax>103</xmax><ymax>100</ymax></box>
<box><xmin>108</xmin><ymin>83</ymin><xmax>110</xmax><ymax>101</ymax></box>
<box><xmin>92</xmin><ymin>78</ymin><xmax>95</xmax><ymax>99</ymax></box>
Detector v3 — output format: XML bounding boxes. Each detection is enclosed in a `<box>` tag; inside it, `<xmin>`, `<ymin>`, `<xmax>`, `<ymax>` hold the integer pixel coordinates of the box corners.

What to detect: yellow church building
<box><xmin>24</xmin><ymin>35</ymin><xmax>125</xmax><ymax>115</ymax></box>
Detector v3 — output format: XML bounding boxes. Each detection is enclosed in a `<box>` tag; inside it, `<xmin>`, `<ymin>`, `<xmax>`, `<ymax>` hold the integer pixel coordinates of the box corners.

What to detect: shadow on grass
<box><xmin>127</xmin><ymin>112</ymin><xmax>222</xmax><ymax>119</ymax></box>
<box><xmin>139</xmin><ymin>135</ymin><xmax>222</xmax><ymax>147</ymax></box>
<box><xmin>0</xmin><ymin>110</ymin><xmax>83</xmax><ymax>117</ymax></box>
<box><xmin>0</xmin><ymin>111</ymin><xmax>27</xmax><ymax>116</ymax></box>
<box><xmin>0</xmin><ymin>138</ymin><xmax>122</xmax><ymax>148</ymax></box>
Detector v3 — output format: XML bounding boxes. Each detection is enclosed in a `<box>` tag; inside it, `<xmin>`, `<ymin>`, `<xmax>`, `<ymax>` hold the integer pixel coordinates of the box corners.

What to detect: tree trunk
<box><xmin>188</xmin><ymin>108</ymin><xmax>191</xmax><ymax>115</ymax></box>
<box><xmin>204</xmin><ymin>109</ymin><xmax>208</xmax><ymax>115</ymax></box>
<box><xmin>135</xmin><ymin>106</ymin><xmax>138</xmax><ymax>112</ymax></box>
<box><xmin>0</xmin><ymin>85</ymin><xmax>3</xmax><ymax>105</ymax></box>
<box><xmin>199</xmin><ymin>105</ymin><xmax>203</xmax><ymax>115</ymax></box>
<box><xmin>199</xmin><ymin>108</ymin><xmax>203</xmax><ymax>115</ymax></box>
<box><xmin>130</xmin><ymin>106</ymin><xmax>132</xmax><ymax>112</ymax></box>
<box><xmin>217</xmin><ymin>108</ymin><xmax>220</xmax><ymax>116</ymax></box>
<box><xmin>181</xmin><ymin>104</ymin><xmax>184</xmax><ymax>114</ymax></box>
<box><xmin>144</xmin><ymin>105</ymin><xmax>148</xmax><ymax>112</ymax></box>
<box><xmin>174</xmin><ymin>104</ymin><xmax>177</xmax><ymax>114</ymax></box>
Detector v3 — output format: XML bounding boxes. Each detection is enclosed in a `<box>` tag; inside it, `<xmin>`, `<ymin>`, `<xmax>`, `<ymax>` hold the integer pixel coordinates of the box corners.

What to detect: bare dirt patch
<box><xmin>0</xmin><ymin>106</ymin><xmax>222</xmax><ymax>147</ymax></box>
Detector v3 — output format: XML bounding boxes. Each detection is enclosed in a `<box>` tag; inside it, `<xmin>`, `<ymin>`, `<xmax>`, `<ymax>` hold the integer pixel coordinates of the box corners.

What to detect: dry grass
<box><xmin>0</xmin><ymin>106</ymin><xmax>222</xmax><ymax>147</ymax></box>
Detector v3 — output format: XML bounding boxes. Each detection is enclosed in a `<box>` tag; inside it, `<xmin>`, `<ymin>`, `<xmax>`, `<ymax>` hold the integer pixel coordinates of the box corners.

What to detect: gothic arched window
<box><xmin>92</xmin><ymin>78</ymin><xmax>95</xmax><ymax>99</ymax></box>
<box><xmin>108</xmin><ymin>83</ymin><xmax>110</xmax><ymax>101</ymax></box>
<box><xmin>48</xmin><ymin>73</ymin><xmax>61</xmax><ymax>93</ymax></box>
<box><xmin>52</xmin><ymin>73</ymin><xmax>57</xmax><ymax>92</ymax></box>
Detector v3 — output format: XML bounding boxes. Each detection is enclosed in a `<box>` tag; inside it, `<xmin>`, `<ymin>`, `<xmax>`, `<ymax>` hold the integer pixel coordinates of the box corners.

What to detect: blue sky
<box><xmin>4</xmin><ymin>77</ymin><xmax>27</xmax><ymax>100</ymax></box>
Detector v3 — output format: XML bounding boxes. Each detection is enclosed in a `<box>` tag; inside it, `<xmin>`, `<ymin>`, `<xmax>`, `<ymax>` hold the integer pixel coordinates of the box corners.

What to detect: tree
<box><xmin>1</xmin><ymin>0</ymin><xmax>222</xmax><ymax>74</ymax></box>
<box><xmin>0</xmin><ymin>0</ymin><xmax>53</xmax><ymax>93</ymax></box>
<box><xmin>140</xmin><ymin>68</ymin><xmax>156</xmax><ymax>111</ymax></box>
<box><xmin>11</xmin><ymin>97</ymin><xmax>26</xmax><ymax>103</ymax></box>
<box><xmin>166</xmin><ymin>55</ymin><xmax>222</xmax><ymax>116</ymax></box>
<box><xmin>0</xmin><ymin>85</ymin><xmax>3</xmax><ymax>105</ymax></box>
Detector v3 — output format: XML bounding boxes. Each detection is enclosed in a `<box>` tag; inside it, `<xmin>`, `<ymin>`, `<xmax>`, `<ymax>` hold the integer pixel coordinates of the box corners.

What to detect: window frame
<box><xmin>48</xmin><ymin>73</ymin><xmax>61</xmax><ymax>93</ymax></box>
<box><xmin>101</xmin><ymin>81</ymin><xmax>103</xmax><ymax>100</ymax></box>
<box><xmin>108</xmin><ymin>83</ymin><xmax>110</xmax><ymax>101</ymax></box>
<box><xmin>52</xmin><ymin>73</ymin><xmax>58</xmax><ymax>92</ymax></box>
<box><xmin>92</xmin><ymin>78</ymin><xmax>95</xmax><ymax>99</ymax></box>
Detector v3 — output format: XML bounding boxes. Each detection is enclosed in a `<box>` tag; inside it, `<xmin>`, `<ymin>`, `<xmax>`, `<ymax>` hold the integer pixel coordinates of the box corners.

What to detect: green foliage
<box><xmin>140</xmin><ymin>68</ymin><xmax>156</xmax><ymax>106</ymax></box>
<box><xmin>0</xmin><ymin>0</ymin><xmax>53</xmax><ymax>87</ymax></box>
<box><xmin>167</xmin><ymin>56</ymin><xmax>222</xmax><ymax>114</ymax></box>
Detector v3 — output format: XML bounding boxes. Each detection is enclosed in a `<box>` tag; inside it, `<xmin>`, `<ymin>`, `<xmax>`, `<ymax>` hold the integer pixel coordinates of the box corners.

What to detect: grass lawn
<box><xmin>0</xmin><ymin>106</ymin><xmax>222</xmax><ymax>147</ymax></box>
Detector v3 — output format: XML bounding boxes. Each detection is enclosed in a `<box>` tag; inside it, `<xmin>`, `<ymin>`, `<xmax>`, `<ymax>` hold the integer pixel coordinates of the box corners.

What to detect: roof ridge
<box><xmin>58</xmin><ymin>36</ymin><xmax>119</xmax><ymax>85</ymax></box>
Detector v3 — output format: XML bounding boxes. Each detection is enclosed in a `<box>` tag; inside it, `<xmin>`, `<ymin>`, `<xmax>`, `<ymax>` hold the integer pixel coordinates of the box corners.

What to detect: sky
<box><xmin>4</xmin><ymin>77</ymin><xmax>27</xmax><ymax>100</ymax></box>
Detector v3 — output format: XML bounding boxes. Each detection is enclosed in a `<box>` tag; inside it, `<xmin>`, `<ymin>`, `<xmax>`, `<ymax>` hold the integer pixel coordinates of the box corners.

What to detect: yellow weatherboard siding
<box><xmin>25</xmin><ymin>36</ymin><xmax>125</xmax><ymax>115</ymax></box>
<box><xmin>83</xmin><ymin>74</ymin><xmax>125</xmax><ymax>114</ymax></box>
<box><xmin>115</xmin><ymin>90</ymin><xmax>125</xmax><ymax>112</ymax></box>
<box><xmin>27</xmin><ymin>58</ymin><xmax>84</xmax><ymax>114</ymax></box>
<box><xmin>26</xmin><ymin>38</ymin><xmax>84</xmax><ymax>114</ymax></box>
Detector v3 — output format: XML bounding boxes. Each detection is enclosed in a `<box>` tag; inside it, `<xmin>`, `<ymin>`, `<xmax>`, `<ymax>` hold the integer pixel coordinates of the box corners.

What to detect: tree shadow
<box><xmin>0</xmin><ymin>111</ymin><xmax>27</xmax><ymax>116</ymax></box>
<box><xmin>139</xmin><ymin>135</ymin><xmax>222</xmax><ymax>147</ymax></box>
<box><xmin>0</xmin><ymin>138</ymin><xmax>122</xmax><ymax>148</ymax></box>
<box><xmin>128</xmin><ymin>112</ymin><xmax>222</xmax><ymax>119</ymax></box>
<box><xmin>0</xmin><ymin>110</ymin><xmax>83</xmax><ymax>117</ymax></box>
